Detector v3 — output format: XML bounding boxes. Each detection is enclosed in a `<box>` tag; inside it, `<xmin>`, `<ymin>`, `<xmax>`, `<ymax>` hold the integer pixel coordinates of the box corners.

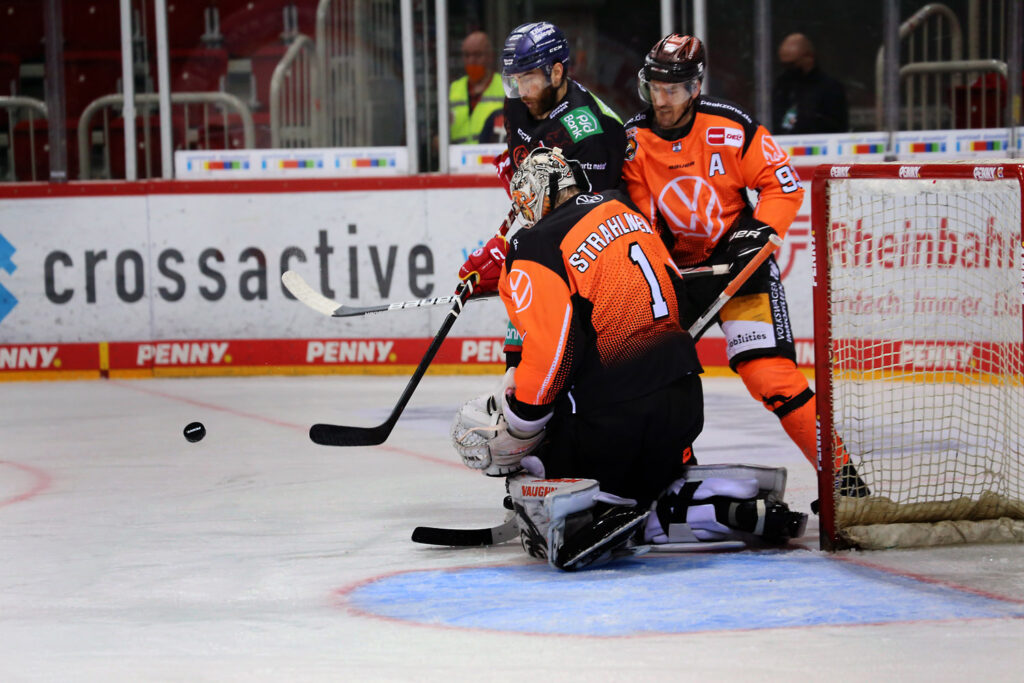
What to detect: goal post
<box><xmin>812</xmin><ymin>162</ymin><xmax>1024</xmax><ymax>550</ymax></box>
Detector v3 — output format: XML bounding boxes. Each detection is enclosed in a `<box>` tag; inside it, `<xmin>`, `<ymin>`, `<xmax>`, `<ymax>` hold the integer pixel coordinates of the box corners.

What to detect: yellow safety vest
<box><xmin>449</xmin><ymin>73</ymin><xmax>505</xmax><ymax>144</ymax></box>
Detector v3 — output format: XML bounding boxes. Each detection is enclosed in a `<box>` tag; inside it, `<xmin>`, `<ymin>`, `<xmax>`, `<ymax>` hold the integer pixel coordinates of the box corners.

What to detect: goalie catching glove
<box><xmin>451</xmin><ymin>369</ymin><xmax>547</xmax><ymax>476</ymax></box>
<box><xmin>457</xmin><ymin>232</ymin><xmax>508</xmax><ymax>296</ymax></box>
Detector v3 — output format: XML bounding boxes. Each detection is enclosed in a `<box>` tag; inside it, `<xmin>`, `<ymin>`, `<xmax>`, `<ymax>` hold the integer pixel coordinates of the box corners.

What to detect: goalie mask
<box><xmin>510</xmin><ymin>147</ymin><xmax>590</xmax><ymax>226</ymax></box>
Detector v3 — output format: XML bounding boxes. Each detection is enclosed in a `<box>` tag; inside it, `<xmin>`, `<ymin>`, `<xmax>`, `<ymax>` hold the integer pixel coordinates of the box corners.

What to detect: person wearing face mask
<box><xmin>449</xmin><ymin>31</ymin><xmax>506</xmax><ymax>145</ymax></box>
<box><xmin>620</xmin><ymin>34</ymin><xmax>869</xmax><ymax>505</ymax></box>
<box><xmin>771</xmin><ymin>32</ymin><xmax>848</xmax><ymax>134</ymax></box>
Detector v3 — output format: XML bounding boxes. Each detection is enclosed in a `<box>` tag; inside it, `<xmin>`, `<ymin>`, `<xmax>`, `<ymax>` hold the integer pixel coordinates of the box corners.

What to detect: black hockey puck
<box><xmin>183</xmin><ymin>421</ymin><xmax>206</xmax><ymax>443</ymax></box>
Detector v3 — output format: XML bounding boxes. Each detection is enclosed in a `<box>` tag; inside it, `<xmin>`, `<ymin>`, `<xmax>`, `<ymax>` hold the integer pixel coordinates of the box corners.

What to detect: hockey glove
<box><xmin>457</xmin><ymin>232</ymin><xmax>508</xmax><ymax>296</ymax></box>
<box><xmin>725</xmin><ymin>220</ymin><xmax>777</xmax><ymax>268</ymax></box>
<box><xmin>494</xmin><ymin>149</ymin><xmax>513</xmax><ymax>199</ymax></box>
<box><xmin>450</xmin><ymin>392</ymin><xmax>544</xmax><ymax>477</ymax></box>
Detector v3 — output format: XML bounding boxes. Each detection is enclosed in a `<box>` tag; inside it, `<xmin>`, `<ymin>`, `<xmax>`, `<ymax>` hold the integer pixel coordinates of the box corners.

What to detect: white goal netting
<box><xmin>818</xmin><ymin>168</ymin><xmax>1024</xmax><ymax>549</ymax></box>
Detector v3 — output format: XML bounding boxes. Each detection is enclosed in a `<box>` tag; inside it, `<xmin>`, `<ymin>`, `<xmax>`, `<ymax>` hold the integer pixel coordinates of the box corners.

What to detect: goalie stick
<box><xmin>412</xmin><ymin>514</ymin><xmax>518</xmax><ymax>546</ymax></box>
<box><xmin>411</xmin><ymin>517</ymin><xmax>745</xmax><ymax>551</ymax></box>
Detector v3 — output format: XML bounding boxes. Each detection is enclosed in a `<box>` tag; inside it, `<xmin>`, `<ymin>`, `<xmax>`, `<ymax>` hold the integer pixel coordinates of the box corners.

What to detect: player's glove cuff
<box><xmin>726</xmin><ymin>220</ymin><xmax>777</xmax><ymax>265</ymax></box>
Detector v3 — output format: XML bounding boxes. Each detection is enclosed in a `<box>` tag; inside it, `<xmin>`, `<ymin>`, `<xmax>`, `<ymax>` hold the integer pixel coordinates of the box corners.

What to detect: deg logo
<box><xmin>507</xmin><ymin>268</ymin><xmax>533</xmax><ymax>313</ymax></box>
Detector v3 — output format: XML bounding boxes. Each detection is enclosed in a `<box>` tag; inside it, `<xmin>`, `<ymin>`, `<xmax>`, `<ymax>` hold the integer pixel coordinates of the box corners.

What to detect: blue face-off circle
<box><xmin>345</xmin><ymin>552</ymin><xmax>1024</xmax><ymax>636</ymax></box>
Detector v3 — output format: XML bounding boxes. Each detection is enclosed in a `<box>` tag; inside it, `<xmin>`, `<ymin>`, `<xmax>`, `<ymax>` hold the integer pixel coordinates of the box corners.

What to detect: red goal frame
<box><xmin>811</xmin><ymin>162</ymin><xmax>1024</xmax><ymax>550</ymax></box>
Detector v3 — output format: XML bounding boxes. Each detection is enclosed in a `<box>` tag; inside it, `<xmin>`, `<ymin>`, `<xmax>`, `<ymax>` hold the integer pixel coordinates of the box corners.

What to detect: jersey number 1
<box><xmin>628</xmin><ymin>242</ymin><xmax>669</xmax><ymax>319</ymax></box>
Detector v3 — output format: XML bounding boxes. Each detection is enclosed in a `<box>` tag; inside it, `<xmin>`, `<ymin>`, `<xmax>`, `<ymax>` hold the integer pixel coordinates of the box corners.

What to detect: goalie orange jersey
<box><xmin>622</xmin><ymin>96</ymin><xmax>804</xmax><ymax>266</ymax></box>
<box><xmin>498</xmin><ymin>190</ymin><xmax>701</xmax><ymax>413</ymax></box>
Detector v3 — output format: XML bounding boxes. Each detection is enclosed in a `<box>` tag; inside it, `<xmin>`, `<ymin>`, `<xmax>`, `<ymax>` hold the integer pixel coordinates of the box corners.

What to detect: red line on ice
<box><xmin>0</xmin><ymin>461</ymin><xmax>52</xmax><ymax>508</ymax></box>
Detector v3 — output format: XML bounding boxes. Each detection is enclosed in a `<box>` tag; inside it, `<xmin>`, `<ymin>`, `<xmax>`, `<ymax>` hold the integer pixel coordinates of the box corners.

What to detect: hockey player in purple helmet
<box><xmin>459</xmin><ymin>21</ymin><xmax>627</xmax><ymax>369</ymax></box>
<box><xmin>496</xmin><ymin>21</ymin><xmax>625</xmax><ymax>193</ymax></box>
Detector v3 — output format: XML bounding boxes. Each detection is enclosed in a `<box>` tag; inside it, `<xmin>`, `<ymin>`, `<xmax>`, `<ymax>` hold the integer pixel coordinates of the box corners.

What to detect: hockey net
<box><xmin>812</xmin><ymin>162</ymin><xmax>1024</xmax><ymax>550</ymax></box>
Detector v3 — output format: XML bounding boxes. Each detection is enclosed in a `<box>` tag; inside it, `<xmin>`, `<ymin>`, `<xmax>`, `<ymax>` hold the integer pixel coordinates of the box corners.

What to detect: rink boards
<box><xmin>0</xmin><ymin>172</ymin><xmax>817</xmax><ymax>380</ymax></box>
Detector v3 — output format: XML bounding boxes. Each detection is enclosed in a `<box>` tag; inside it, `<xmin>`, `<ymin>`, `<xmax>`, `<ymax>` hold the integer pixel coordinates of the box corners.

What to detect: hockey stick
<box><xmin>411</xmin><ymin>517</ymin><xmax>744</xmax><ymax>551</ymax></box>
<box><xmin>284</xmin><ymin>208</ymin><xmax>519</xmax><ymax>319</ymax></box>
<box><xmin>308</xmin><ymin>279</ymin><xmax>474</xmax><ymax>446</ymax></box>
<box><xmin>283</xmin><ymin>264</ymin><xmax>729</xmax><ymax>319</ymax></box>
<box><xmin>305</xmin><ymin>253</ymin><xmax>737</xmax><ymax>446</ymax></box>
<box><xmin>687</xmin><ymin>234</ymin><xmax>783</xmax><ymax>338</ymax></box>
<box><xmin>282</xmin><ymin>270</ymin><xmax>498</xmax><ymax>318</ymax></box>
<box><xmin>412</xmin><ymin>514</ymin><xmax>518</xmax><ymax>546</ymax></box>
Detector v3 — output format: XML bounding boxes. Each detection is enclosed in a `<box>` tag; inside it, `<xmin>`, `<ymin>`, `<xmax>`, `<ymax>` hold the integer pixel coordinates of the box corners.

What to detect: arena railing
<box><xmin>77</xmin><ymin>91</ymin><xmax>255</xmax><ymax>180</ymax></box>
<box><xmin>0</xmin><ymin>96</ymin><xmax>48</xmax><ymax>182</ymax></box>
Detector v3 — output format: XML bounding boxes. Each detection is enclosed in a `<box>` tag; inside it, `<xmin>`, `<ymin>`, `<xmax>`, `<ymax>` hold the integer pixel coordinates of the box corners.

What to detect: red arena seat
<box><xmin>0</xmin><ymin>1</ymin><xmax>45</xmax><ymax>62</ymax></box>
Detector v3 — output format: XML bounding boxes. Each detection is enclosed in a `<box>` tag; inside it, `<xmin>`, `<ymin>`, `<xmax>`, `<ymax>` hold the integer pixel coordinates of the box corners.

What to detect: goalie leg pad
<box><xmin>683</xmin><ymin>463</ymin><xmax>788</xmax><ymax>502</ymax></box>
<box><xmin>508</xmin><ymin>476</ymin><xmax>646</xmax><ymax>570</ymax></box>
<box><xmin>508</xmin><ymin>476</ymin><xmax>601</xmax><ymax>564</ymax></box>
<box><xmin>647</xmin><ymin>468</ymin><xmax>807</xmax><ymax>544</ymax></box>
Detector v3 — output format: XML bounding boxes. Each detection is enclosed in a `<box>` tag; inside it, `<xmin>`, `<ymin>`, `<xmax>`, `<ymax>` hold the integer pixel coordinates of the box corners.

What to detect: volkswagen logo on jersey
<box><xmin>0</xmin><ymin>233</ymin><xmax>17</xmax><ymax>325</ymax></box>
<box><xmin>507</xmin><ymin>268</ymin><xmax>534</xmax><ymax>313</ymax></box>
<box><xmin>656</xmin><ymin>176</ymin><xmax>727</xmax><ymax>241</ymax></box>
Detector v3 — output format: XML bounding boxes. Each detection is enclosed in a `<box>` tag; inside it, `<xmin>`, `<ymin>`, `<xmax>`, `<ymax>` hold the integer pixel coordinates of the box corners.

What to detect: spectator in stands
<box><xmin>772</xmin><ymin>33</ymin><xmax>849</xmax><ymax>134</ymax></box>
<box><xmin>449</xmin><ymin>31</ymin><xmax>505</xmax><ymax>144</ymax></box>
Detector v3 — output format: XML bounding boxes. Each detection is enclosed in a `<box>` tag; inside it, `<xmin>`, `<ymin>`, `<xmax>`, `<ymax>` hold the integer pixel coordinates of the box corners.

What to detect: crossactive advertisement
<box><xmin>0</xmin><ymin>171</ymin><xmax>815</xmax><ymax>379</ymax></box>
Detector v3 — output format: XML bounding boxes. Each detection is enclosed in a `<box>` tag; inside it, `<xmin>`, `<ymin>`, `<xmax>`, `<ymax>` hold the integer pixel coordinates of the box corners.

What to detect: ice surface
<box><xmin>1</xmin><ymin>374</ymin><xmax>1022</xmax><ymax>681</ymax></box>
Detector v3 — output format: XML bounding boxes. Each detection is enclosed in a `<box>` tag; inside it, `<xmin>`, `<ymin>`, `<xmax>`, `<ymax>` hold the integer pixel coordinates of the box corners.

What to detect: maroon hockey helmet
<box><xmin>638</xmin><ymin>34</ymin><xmax>705</xmax><ymax>103</ymax></box>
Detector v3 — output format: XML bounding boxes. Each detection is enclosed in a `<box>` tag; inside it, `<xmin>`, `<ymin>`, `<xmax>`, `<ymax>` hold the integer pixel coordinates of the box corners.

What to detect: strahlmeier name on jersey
<box><xmin>566</xmin><ymin>204</ymin><xmax>656</xmax><ymax>274</ymax></box>
<box><xmin>501</xmin><ymin>190</ymin><xmax>701</xmax><ymax>415</ymax></box>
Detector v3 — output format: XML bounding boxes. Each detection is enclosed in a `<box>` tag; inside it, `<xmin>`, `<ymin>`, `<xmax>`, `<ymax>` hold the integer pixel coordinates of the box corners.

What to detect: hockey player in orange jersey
<box><xmin>449</xmin><ymin>147</ymin><xmax>808</xmax><ymax>570</ymax></box>
<box><xmin>622</xmin><ymin>34</ymin><xmax>867</xmax><ymax>500</ymax></box>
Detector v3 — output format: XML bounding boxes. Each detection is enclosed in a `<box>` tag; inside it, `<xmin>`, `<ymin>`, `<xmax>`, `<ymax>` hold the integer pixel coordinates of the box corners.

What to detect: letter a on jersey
<box><xmin>708</xmin><ymin>153</ymin><xmax>725</xmax><ymax>177</ymax></box>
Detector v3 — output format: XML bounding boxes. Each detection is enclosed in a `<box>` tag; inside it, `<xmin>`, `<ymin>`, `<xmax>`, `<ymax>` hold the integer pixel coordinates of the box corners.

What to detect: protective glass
<box><xmin>638</xmin><ymin>69</ymin><xmax>701</xmax><ymax>105</ymax></box>
<box><xmin>501</xmin><ymin>69</ymin><xmax>550</xmax><ymax>99</ymax></box>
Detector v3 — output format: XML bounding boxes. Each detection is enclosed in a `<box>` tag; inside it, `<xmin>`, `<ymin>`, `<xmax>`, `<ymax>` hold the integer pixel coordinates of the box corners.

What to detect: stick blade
<box><xmin>281</xmin><ymin>271</ymin><xmax>342</xmax><ymax>317</ymax></box>
<box><xmin>309</xmin><ymin>422</ymin><xmax>390</xmax><ymax>447</ymax></box>
<box><xmin>412</xmin><ymin>521</ymin><xmax>517</xmax><ymax>547</ymax></box>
